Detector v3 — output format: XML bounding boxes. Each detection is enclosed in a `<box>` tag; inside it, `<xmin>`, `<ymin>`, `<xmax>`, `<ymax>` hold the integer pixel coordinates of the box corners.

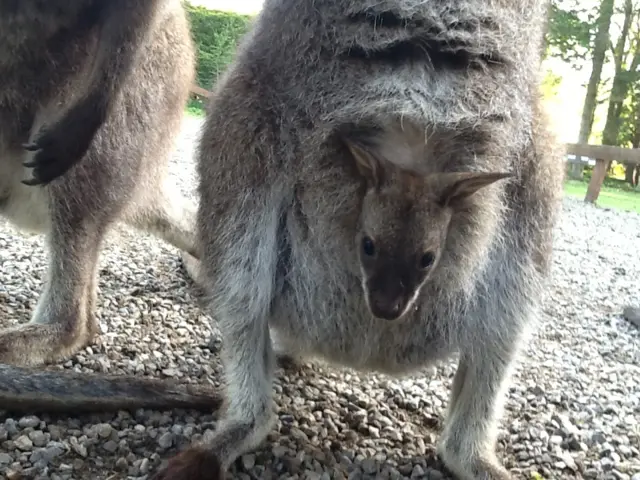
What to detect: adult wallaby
<box><xmin>0</xmin><ymin>0</ymin><xmax>216</xmax><ymax>408</ymax></box>
<box><xmin>154</xmin><ymin>0</ymin><xmax>565</xmax><ymax>479</ymax></box>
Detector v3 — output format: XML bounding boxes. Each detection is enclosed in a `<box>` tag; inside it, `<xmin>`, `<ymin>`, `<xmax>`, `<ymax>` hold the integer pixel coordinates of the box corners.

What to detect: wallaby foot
<box><xmin>271</xmin><ymin>329</ymin><xmax>305</xmax><ymax>370</ymax></box>
<box><xmin>276</xmin><ymin>353</ymin><xmax>303</xmax><ymax>371</ymax></box>
<box><xmin>0</xmin><ymin>225</ymin><xmax>103</xmax><ymax>367</ymax></box>
<box><xmin>151</xmin><ymin>446</ymin><xmax>225</xmax><ymax>480</ymax></box>
<box><xmin>0</xmin><ymin>321</ymin><xmax>95</xmax><ymax>367</ymax></box>
<box><xmin>436</xmin><ymin>352</ymin><xmax>515</xmax><ymax>480</ymax></box>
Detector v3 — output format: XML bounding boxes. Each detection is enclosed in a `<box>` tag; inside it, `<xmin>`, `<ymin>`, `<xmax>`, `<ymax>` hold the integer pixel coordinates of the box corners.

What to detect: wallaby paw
<box><xmin>442</xmin><ymin>456</ymin><xmax>513</xmax><ymax>480</ymax></box>
<box><xmin>0</xmin><ymin>322</ymin><xmax>93</xmax><ymax>367</ymax></box>
<box><xmin>22</xmin><ymin>100</ymin><xmax>103</xmax><ymax>186</ymax></box>
<box><xmin>151</xmin><ymin>447</ymin><xmax>225</xmax><ymax>480</ymax></box>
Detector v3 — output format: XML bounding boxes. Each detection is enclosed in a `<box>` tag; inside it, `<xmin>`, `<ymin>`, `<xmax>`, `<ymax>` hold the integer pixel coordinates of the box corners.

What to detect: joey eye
<box><xmin>362</xmin><ymin>236</ymin><xmax>376</xmax><ymax>256</ymax></box>
<box><xmin>419</xmin><ymin>251</ymin><xmax>436</xmax><ymax>269</ymax></box>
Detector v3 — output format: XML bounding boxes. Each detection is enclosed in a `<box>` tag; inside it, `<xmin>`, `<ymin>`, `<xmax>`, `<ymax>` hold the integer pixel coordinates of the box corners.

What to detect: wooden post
<box><xmin>190</xmin><ymin>84</ymin><xmax>212</xmax><ymax>98</ymax></box>
<box><xmin>584</xmin><ymin>158</ymin><xmax>607</xmax><ymax>203</ymax></box>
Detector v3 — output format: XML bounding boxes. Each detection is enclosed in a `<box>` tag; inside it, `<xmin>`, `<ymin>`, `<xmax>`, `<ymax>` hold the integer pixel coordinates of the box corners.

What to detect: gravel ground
<box><xmin>0</xmin><ymin>115</ymin><xmax>639</xmax><ymax>480</ymax></box>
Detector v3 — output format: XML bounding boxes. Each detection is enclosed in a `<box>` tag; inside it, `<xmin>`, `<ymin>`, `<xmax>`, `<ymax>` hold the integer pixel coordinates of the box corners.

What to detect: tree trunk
<box><xmin>571</xmin><ymin>0</ymin><xmax>616</xmax><ymax>181</ymax></box>
<box><xmin>601</xmin><ymin>0</ymin><xmax>636</xmax><ymax>148</ymax></box>
<box><xmin>624</xmin><ymin>163</ymin><xmax>636</xmax><ymax>183</ymax></box>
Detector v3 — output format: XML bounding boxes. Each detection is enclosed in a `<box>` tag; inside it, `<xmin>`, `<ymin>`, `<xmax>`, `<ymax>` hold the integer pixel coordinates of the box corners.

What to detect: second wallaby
<box><xmin>153</xmin><ymin>0</ymin><xmax>565</xmax><ymax>479</ymax></box>
<box><xmin>0</xmin><ymin>0</ymin><xmax>219</xmax><ymax>410</ymax></box>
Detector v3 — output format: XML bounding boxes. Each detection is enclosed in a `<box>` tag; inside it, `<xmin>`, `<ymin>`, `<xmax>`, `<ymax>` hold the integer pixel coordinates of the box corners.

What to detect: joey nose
<box><xmin>366</xmin><ymin>274</ymin><xmax>410</xmax><ymax>320</ymax></box>
<box><xmin>369</xmin><ymin>293</ymin><xmax>406</xmax><ymax>320</ymax></box>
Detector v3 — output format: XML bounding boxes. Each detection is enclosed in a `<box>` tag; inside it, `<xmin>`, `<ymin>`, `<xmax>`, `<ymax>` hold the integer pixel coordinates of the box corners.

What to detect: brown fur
<box><xmin>347</xmin><ymin>133</ymin><xmax>513</xmax><ymax>320</ymax></box>
<box><xmin>151</xmin><ymin>447</ymin><xmax>225</xmax><ymax>480</ymax></box>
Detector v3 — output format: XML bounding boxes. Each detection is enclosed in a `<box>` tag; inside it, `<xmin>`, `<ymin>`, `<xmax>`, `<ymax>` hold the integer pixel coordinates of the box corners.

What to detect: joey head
<box><xmin>346</xmin><ymin>138</ymin><xmax>511</xmax><ymax>320</ymax></box>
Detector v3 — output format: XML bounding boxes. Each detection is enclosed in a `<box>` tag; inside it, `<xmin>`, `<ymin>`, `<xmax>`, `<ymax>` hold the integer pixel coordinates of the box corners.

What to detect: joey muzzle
<box><xmin>364</xmin><ymin>273</ymin><xmax>413</xmax><ymax>321</ymax></box>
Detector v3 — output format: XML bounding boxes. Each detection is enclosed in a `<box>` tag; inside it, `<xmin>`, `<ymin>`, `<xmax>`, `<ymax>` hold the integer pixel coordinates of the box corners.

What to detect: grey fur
<box><xmin>155</xmin><ymin>0</ymin><xmax>566</xmax><ymax>479</ymax></box>
<box><xmin>0</xmin><ymin>0</ymin><xmax>219</xmax><ymax>410</ymax></box>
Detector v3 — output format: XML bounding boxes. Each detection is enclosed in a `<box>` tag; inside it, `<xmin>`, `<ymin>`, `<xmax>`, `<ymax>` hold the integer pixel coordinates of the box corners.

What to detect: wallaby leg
<box><xmin>436</xmin><ymin>264</ymin><xmax>532</xmax><ymax>480</ymax></box>
<box><xmin>437</xmin><ymin>349</ymin><xmax>517</xmax><ymax>480</ymax></box>
<box><xmin>124</xmin><ymin>181</ymin><xmax>200</xmax><ymax>259</ymax></box>
<box><xmin>154</xmin><ymin>316</ymin><xmax>277</xmax><ymax>479</ymax></box>
<box><xmin>152</xmin><ymin>321</ymin><xmax>278</xmax><ymax>479</ymax></box>
<box><xmin>151</xmin><ymin>178</ymin><xmax>285</xmax><ymax>479</ymax></box>
<box><xmin>85</xmin><ymin>251</ymin><xmax>102</xmax><ymax>339</ymax></box>
<box><xmin>0</xmin><ymin>215</ymin><xmax>106</xmax><ymax>366</ymax></box>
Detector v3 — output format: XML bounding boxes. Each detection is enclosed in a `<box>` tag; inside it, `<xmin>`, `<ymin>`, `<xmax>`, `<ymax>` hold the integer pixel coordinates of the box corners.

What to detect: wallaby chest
<box><xmin>0</xmin><ymin>2</ymin><xmax>99</xmax><ymax>110</ymax></box>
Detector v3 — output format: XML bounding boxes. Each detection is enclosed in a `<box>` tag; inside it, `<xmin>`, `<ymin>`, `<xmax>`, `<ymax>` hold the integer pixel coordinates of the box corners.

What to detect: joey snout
<box><xmin>364</xmin><ymin>273</ymin><xmax>417</xmax><ymax>321</ymax></box>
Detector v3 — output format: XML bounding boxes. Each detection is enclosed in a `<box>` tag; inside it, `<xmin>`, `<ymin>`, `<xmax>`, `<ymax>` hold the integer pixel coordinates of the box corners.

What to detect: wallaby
<box><xmin>0</xmin><ymin>0</ymin><xmax>219</xmax><ymax>409</ymax></box>
<box><xmin>153</xmin><ymin>0</ymin><xmax>565</xmax><ymax>479</ymax></box>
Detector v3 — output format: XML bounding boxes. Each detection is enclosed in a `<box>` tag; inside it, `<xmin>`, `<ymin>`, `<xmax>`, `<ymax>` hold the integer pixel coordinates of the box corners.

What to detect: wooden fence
<box><xmin>190</xmin><ymin>85</ymin><xmax>640</xmax><ymax>204</ymax></box>
<box><xmin>565</xmin><ymin>144</ymin><xmax>640</xmax><ymax>203</ymax></box>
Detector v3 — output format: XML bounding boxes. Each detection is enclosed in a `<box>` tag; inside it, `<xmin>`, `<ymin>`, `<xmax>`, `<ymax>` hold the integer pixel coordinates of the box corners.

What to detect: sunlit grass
<box><xmin>564</xmin><ymin>179</ymin><xmax>640</xmax><ymax>214</ymax></box>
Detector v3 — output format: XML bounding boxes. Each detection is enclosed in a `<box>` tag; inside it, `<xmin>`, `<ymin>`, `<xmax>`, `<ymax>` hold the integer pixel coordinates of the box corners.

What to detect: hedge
<box><xmin>184</xmin><ymin>2</ymin><xmax>253</xmax><ymax>92</ymax></box>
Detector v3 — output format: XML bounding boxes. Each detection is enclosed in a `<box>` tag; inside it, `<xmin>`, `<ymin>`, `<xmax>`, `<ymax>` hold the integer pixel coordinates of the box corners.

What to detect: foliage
<box><xmin>618</xmin><ymin>83</ymin><xmax>640</xmax><ymax>147</ymax></box>
<box><xmin>186</xmin><ymin>97</ymin><xmax>206</xmax><ymax>117</ymax></box>
<box><xmin>540</xmin><ymin>69</ymin><xmax>563</xmax><ymax>100</ymax></box>
<box><xmin>184</xmin><ymin>2</ymin><xmax>252</xmax><ymax>91</ymax></box>
<box><xmin>546</xmin><ymin>0</ymin><xmax>594</xmax><ymax>64</ymax></box>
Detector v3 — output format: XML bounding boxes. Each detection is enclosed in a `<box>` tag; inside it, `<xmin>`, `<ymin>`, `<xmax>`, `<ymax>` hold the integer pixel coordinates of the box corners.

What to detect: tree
<box><xmin>572</xmin><ymin>0</ymin><xmax>616</xmax><ymax>180</ymax></box>
<box><xmin>595</xmin><ymin>0</ymin><xmax>640</xmax><ymax>185</ymax></box>
<box><xmin>546</xmin><ymin>0</ymin><xmax>593</xmax><ymax>63</ymax></box>
<box><xmin>618</xmin><ymin>82</ymin><xmax>640</xmax><ymax>184</ymax></box>
<box><xmin>601</xmin><ymin>0</ymin><xmax>640</xmax><ymax>144</ymax></box>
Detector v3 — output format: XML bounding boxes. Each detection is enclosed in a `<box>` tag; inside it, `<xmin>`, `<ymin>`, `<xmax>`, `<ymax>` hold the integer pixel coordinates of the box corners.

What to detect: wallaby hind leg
<box><xmin>436</xmin><ymin>256</ymin><xmax>533</xmax><ymax>480</ymax></box>
<box><xmin>0</xmin><ymin>210</ymin><xmax>108</xmax><ymax>367</ymax></box>
<box><xmin>123</xmin><ymin>179</ymin><xmax>200</xmax><ymax>260</ymax></box>
<box><xmin>437</xmin><ymin>351</ymin><xmax>516</xmax><ymax>480</ymax></box>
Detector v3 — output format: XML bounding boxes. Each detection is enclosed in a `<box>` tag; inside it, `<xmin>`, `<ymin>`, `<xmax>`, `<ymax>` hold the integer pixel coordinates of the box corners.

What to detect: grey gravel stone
<box><xmin>0</xmin><ymin>117</ymin><xmax>638</xmax><ymax>479</ymax></box>
<box><xmin>157</xmin><ymin>432</ymin><xmax>173</xmax><ymax>450</ymax></box>
<box><xmin>96</xmin><ymin>423</ymin><xmax>113</xmax><ymax>439</ymax></box>
<box><xmin>15</xmin><ymin>435</ymin><xmax>33</xmax><ymax>451</ymax></box>
<box><xmin>623</xmin><ymin>306</ymin><xmax>640</xmax><ymax>328</ymax></box>
<box><xmin>18</xmin><ymin>416</ymin><xmax>41</xmax><ymax>429</ymax></box>
<box><xmin>28</xmin><ymin>430</ymin><xmax>46</xmax><ymax>447</ymax></box>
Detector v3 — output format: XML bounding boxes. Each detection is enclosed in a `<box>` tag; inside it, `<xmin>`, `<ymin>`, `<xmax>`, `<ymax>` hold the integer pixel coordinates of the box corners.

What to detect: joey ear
<box><xmin>436</xmin><ymin>172</ymin><xmax>513</xmax><ymax>207</ymax></box>
<box><xmin>343</xmin><ymin>138</ymin><xmax>381</xmax><ymax>188</ymax></box>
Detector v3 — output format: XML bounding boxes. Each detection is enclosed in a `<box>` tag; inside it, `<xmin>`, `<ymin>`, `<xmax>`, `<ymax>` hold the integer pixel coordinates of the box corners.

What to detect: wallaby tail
<box><xmin>0</xmin><ymin>365</ymin><xmax>221</xmax><ymax>413</ymax></box>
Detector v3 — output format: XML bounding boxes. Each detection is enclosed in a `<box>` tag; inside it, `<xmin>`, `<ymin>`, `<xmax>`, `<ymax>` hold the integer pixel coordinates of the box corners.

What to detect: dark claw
<box><xmin>22</xmin><ymin>142</ymin><xmax>40</xmax><ymax>151</ymax></box>
<box><xmin>22</xmin><ymin>159</ymin><xmax>38</xmax><ymax>168</ymax></box>
<box><xmin>21</xmin><ymin>177</ymin><xmax>45</xmax><ymax>187</ymax></box>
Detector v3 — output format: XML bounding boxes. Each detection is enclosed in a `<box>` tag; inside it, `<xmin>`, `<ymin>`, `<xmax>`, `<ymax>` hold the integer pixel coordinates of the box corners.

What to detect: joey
<box><xmin>346</xmin><ymin>138</ymin><xmax>512</xmax><ymax>320</ymax></box>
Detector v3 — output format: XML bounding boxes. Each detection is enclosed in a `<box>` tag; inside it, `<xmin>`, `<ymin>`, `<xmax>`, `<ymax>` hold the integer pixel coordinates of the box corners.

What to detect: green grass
<box><xmin>185</xmin><ymin>98</ymin><xmax>206</xmax><ymax>117</ymax></box>
<box><xmin>564</xmin><ymin>178</ymin><xmax>640</xmax><ymax>214</ymax></box>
